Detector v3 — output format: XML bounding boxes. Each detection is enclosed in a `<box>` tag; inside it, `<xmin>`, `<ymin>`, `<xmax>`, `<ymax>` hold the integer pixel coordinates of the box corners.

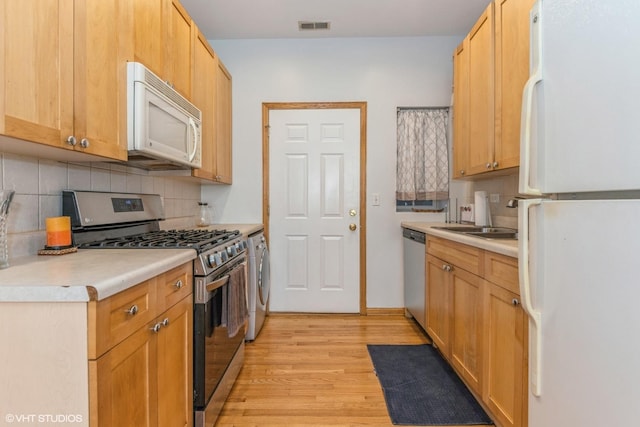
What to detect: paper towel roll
<box><xmin>474</xmin><ymin>191</ymin><xmax>489</xmax><ymax>226</ymax></box>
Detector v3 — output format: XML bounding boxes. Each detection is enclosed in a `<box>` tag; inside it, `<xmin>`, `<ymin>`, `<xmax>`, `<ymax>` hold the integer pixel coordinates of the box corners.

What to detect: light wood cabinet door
<box><xmin>91</xmin><ymin>320</ymin><xmax>159</xmax><ymax>427</ymax></box>
<box><xmin>494</xmin><ymin>0</ymin><xmax>536</xmax><ymax>171</ymax></box>
<box><xmin>2</xmin><ymin>0</ymin><xmax>127</xmax><ymax>161</ymax></box>
<box><xmin>452</xmin><ymin>40</ymin><xmax>470</xmax><ymax>179</ymax></box>
<box><xmin>466</xmin><ymin>2</ymin><xmax>495</xmax><ymax>176</ymax></box>
<box><xmin>130</xmin><ymin>0</ymin><xmax>165</xmax><ymax>78</ymax></box>
<box><xmin>426</xmin><ymin>254</ymin><xmax>451</xmax><ymax>359</ymax></box>
<box><xmin>157</xmin><ymin>296</ymin><xmax>193</xmax><ymax>427</ymax></box>
<box><xmin>191</xmin><ymin>29</ymin><xmax>217</xmax><ymax>181</ymax></box>
<box><xmin>483</xmin><ymin>281</ymin><xmax>527</xmax><ymax>427</ymax></box>
<box><xmin>1</xmin><ymin>0</ymin><xmax>74</xmax><ymax>149</ymax></box>
<box><xmin>214</xmin><ymin>60</ymin><xmax>233</xmax><ymax>184</ymax></box>
<box><xmin>165</xmin><ymin>0</ymin><xmax>193</xmax><ymax>99</ymax></box>
<box><xmin>451</xmin><ymin>267</ymin><xmax>483</xmax><ymax>394</ymax></box>
<box><xmin>73</xmin><ymin>0</ymin><xmax>128</xmax><ymax>160</ymax></box>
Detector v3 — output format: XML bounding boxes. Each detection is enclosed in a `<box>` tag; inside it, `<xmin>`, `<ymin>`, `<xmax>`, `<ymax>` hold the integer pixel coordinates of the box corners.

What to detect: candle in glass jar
<box><xmin>45</xmin><ymin>216</ymin><xmax>71</xmax><ymax>247</ymax></box>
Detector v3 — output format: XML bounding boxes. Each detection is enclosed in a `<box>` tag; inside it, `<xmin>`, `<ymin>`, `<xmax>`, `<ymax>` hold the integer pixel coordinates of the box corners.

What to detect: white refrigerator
<box><xmin>518</xmin><ymin>0</ymin><xmax>640</xmax><ymax>426</ymax></box>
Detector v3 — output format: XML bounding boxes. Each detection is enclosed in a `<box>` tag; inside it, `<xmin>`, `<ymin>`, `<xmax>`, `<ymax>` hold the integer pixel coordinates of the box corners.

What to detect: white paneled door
<box><xmin>269</xmin><ymin>108</ymin><xmax>360</xmax><ymax>313</ymax></box>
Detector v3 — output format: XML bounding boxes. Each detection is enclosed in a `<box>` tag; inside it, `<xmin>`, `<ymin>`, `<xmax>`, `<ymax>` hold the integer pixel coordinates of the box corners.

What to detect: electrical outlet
<box><xmin>490</xmin><ymin>193</ymin><xmax>500</xmax><ymax>203</ymax></box>
<box><xmin>460</xmin><ymin>204</ymin><xmax>475</xmax><ymax>222</ymax></box>
<box><xmin>371</xmin><ymin>193</ymin><xmax>380</xmax><ymax>206</ymax></box>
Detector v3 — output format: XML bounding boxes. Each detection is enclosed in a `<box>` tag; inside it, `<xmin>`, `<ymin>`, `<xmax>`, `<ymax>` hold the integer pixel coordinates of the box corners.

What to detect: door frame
<box><xmin>262</xmin><ymin>101</ymin><xmax>367</xmax><ymax>315</ymax></box>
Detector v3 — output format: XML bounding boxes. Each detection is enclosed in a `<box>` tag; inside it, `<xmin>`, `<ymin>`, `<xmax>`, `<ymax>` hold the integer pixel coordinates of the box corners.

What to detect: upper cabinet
<box><xmin>1</xmin><ymin>0</ymin><xmax>233</xmax><ymax>177</ymax></box>
<box><xmin>452</xmin><ymin>0</ymin><xmax>534</xmax><ymax>178</ymax></box>
<box><xmin>164</xmin><ymin>0</ymin><xmax>194</xmax><ymax>99</ymax></box>
<box><xmin>190</xmin><ymin>30</ymin><xmax>233</xmax><ymax>184</ymax></box>
<box><xmin>1</xmin><ymin>0</ymin><xmax>128</xmax><ymax>161</ymax></box>
<box><xmin>452</xmin><ymin>41</ymin><xmax>469</xmax><ymax>179</ymax></box>
<box><xmin>130</xmin><ymin>0</ymin><xmax>193</xmax><ymax>99</ymax></box>
<box><xmin>191</xmin><ymin>29</ymin><xmax>217</xmax><ymax>182</ymax></box>
<box><xmin>214</xmin><ymin>60</ymin><xmax>233</xmax><ymax>184</ymax></box>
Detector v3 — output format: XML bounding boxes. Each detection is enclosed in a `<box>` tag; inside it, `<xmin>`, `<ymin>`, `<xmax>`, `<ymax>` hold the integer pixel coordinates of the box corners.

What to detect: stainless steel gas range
<box><xmin>63</xmin><ymin>190</ymin><xmax>248</xmax><ymax>427</ymax></box>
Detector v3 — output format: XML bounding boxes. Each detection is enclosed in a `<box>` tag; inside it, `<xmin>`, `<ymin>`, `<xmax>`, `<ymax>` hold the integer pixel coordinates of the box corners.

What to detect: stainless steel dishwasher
<box><xmin>403</xmin><ymin>228</ymin><xmax>426</xmax><ymax>330</ymax></box>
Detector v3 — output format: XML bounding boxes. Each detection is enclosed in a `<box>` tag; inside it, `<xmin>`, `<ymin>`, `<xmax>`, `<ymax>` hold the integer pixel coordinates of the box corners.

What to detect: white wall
<box><xmin>203</xmin><ymin>36</ymin><xmax>462</xmax><ymax>309</ymax></box>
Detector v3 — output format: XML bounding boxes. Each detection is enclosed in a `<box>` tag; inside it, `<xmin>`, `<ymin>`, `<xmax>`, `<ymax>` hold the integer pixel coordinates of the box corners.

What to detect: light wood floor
<box><xmin>216</xmin><ymin>314</ymin><xmax>495</xmax><ymax>427</ymax></box>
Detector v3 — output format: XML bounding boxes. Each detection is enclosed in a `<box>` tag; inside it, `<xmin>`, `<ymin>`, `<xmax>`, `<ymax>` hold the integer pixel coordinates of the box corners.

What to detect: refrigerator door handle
<box><xmin>519</xmin><ymin>0</ymin><xmax>543</xmax><ymax>196</ymax></box>
<box><xmin>518</xmin><ymin>198</ymin><xmax>543</xmax><ymax>397</ymax></box>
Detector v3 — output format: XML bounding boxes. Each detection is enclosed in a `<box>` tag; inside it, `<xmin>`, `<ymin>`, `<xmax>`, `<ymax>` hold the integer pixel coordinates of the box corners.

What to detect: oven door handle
<box><xmin>206</xmin><ymin>274</ymin><xmax>230</xmax><ymax>292</ymax></box>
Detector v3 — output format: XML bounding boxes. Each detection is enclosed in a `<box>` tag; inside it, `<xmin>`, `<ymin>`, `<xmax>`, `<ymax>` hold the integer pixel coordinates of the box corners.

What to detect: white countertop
<box><xmin>0</xmin><ymin>223</ymin><xmax>263</xmax><ymax>303</ymax></box>
<box><xmin>401</xmin><ymin>222</ymin><xmax>518</xmax><ymax>258</ymax></box>
<box><xmin>0</xmin><ymin>249</ymin><xmax>196</xmax><ymax>303</ymax></box>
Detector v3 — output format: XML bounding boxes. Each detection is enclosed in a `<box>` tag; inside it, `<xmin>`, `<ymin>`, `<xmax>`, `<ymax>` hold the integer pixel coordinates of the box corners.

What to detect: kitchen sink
<box><xmin>432</xmin><ymin>225</ymin><xmax>518</xmax><ymax>240</ymax></box>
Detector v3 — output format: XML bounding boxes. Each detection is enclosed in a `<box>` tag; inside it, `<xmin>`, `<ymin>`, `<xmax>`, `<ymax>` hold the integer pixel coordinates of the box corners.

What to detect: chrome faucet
<box><xmin>506</xmin><ymin>197</ymin><xmax>523</xmax><ymax>208</ymax></box>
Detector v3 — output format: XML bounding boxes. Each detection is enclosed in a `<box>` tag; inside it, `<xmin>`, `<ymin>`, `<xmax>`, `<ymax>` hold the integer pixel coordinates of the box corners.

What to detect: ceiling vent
<box><xmin>298</xmin><ymin>21</ymin><xmax>331</xmax><ymax>31</ymax></box>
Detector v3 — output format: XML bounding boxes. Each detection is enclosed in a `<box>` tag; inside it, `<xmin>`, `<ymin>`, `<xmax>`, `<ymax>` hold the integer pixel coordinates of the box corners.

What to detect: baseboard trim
<box><xmin>365</xmin><ymin>307</ymin><xmax>406</xmax><ymax>316</ymax></box>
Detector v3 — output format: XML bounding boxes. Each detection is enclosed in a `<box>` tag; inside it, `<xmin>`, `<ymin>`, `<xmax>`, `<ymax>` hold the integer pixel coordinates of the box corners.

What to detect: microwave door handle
<box><xmin>188</xmin><ymin>118</ymin><xmax>198</xmax><ymax>162</ymax></box>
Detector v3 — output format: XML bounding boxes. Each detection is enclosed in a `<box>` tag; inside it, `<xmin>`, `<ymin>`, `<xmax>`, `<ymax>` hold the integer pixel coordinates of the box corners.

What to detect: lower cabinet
<box><xmin>426</xmin><ymin>236</ymin><xmax>527</xmax><ymax>427</ymax></box>
<box><xmin>483</xmin><ymin>281</ymin><xmax>527</xmax><ymax>427</ymax></box>
<box><xmin>89</xmin><ymin>263</ymin><xmax>193</xmax><ymax>427</ymax></box>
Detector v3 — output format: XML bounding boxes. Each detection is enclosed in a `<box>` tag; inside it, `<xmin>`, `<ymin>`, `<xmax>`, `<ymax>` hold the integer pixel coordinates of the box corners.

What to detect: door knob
<box><xmin>349</xmin><ymin>209</ymin><xmax>357</xmax><ymax>217</ymax></box>
<box><xmin>349</xmin><ymin>223</ymin><xmax>357</xmax><ymax>231</ymax></box>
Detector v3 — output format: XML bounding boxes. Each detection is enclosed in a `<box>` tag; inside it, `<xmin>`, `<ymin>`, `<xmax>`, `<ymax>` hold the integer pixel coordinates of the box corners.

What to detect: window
<box><xmin>396</xmin><ymin>107</ymin><xmax>449</xmax><ymax>213</ymax></box>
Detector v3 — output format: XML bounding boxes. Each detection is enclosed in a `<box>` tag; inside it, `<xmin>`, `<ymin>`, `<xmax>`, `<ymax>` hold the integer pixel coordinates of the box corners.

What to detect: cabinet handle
<box><xmin>80</xmin><ymin>138</ymin><xmax>90</xmax><ymax>148</ymax></box>
<box><xmin>162</xmin><ymin>318</ymin><xmax>170</xmax><ymax>327</ymax></box>
<box><xmin>512</xmin><ymin>298</ymin><xmax>520</xmax><ymax>306</ymax></box>
<box><xmin>66</xmin><ymin>136</ymin><xmax>77</xmax><ymax>146</ymax></box>
<box><xmin>174</xmin><ymin>279</ymin><xmax>184</xmax><ymax>290</ymax></box>
<box><xmin>150</xmin><ymin>323</ymin><xmax>162</xmax><ymax>333</ymax></box>
<box><xmin>124</xmin><ymin>305</ymin><xmax>139</xmax><ymax>316</ymax></box>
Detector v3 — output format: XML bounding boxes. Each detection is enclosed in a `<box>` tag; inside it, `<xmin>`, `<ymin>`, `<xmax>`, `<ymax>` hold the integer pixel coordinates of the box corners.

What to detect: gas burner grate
<box><xmin>78</xmin><ymin>229</ymin><xmax>240</xmax><ymax>253</ymax></box>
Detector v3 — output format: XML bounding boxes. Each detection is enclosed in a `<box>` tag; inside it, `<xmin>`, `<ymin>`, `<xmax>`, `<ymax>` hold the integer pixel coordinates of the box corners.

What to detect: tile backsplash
<box><xmin>1</xmin><ymin>152</ymin><xmax>201</xmax><ymax>257</ymax></box>
<box><xmin>471</xmin><ymin>173</ymin><xmax>519</xmax><ymax>229</ymax></box>
<box><xmin>449</xmin><ymin>172</ymin><xmax>520</xmax><ymax>229</ymax></box>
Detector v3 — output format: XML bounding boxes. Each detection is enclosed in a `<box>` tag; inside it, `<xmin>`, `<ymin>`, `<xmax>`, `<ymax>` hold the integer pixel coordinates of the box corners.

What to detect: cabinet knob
<box><xmin>66</xmin><ymin>136</ymin><xmax>77</xmax><ymax>146</ymax></box>
<box><xmin>162</xmin><ymin>318</ymin><xmax>170</xmax><ymax>327</ymax></box>
<box><xmin>124</xmin><ymin>305</ymin><xmax>139</xmax><ymax>316</ymax></box>
<box><xmin>80</xmin><ymin>138</ymin><xmax>90</xmax><ymax>148</ymax></box>
<box><xmin>150</xmin><ymin>323</ymin><xmax>162</xmax><ymax>333</ymax></box>
<box><xmin>174</xmin><ymin>279</ymin><xmax>184</xmax><ymax>290</ymax></box>
<box><xmin>512</xmin><ymin>298</ymin><xmax>520</xmax><ymax>306</ymax></box>
<box><xmin>460</xmin><ymin>170</ymin><xmax>465</xmax><ymax>175</ymax></box>
<box><xmin>486</xmin><ymin>163</ymin><xmax>491</xmax><ymax>169</ymax></box>
<box><xmin>442</xmin><ymin>264</ymin><xmax>452</xmax><ymax>272</ymax></box>
<box><xmin>493</xmin><ymin>161</ymin><xmax>499</xmax><ymax>168</ymax></box>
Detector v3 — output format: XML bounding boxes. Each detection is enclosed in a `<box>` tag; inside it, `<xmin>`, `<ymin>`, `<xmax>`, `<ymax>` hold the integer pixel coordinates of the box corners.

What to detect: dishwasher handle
<box><xmin>402</xmin><ymin>228</ymin><xmax>426</xmax><ymax>244</ymax></box>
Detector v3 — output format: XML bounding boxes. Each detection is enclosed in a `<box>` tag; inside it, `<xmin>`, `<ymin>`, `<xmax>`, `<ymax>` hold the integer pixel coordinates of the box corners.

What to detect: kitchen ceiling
<box><xmin>179</xmin><ymin>0</ymin><xmax>493</xmax><ymax>40</ymax></box>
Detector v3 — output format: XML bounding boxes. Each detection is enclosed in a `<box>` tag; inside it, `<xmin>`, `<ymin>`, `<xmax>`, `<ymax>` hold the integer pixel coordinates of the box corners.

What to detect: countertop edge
<box><xmin>401</xmin><ymin>222</ymin><xmax>518</xmax><ymax>258</ymax></box>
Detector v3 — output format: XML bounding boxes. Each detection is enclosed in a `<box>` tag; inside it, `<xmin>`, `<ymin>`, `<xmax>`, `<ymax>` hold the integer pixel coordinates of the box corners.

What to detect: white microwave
<box><xmin>126</xmin><ymin>62</ymin><xmax>202</xmax><ymax>170</ymax></box>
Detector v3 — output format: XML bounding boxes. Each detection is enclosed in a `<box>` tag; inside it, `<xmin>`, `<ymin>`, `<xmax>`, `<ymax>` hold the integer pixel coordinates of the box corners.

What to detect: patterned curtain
<box><xmin>396</xmin><ymin>108</ymin><xmax>449</xmax><ymax>201</ymax></box>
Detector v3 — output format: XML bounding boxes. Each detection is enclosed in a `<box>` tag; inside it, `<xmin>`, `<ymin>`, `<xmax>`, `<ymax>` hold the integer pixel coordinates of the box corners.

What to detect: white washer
<box><xmin>245</xmin><ymin>231</ymin><xmax>270</xmax><ymax>341</ymax></box>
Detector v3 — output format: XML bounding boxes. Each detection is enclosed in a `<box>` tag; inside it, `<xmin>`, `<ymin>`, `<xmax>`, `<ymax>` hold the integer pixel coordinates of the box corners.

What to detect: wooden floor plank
<box><xmin>216</xmin><ymin>313</ymin><xmax>494</xmax><ymax>427</ymax></box>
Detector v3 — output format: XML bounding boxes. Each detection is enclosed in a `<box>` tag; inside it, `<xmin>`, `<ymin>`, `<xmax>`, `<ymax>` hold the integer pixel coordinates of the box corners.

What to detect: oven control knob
<box><xmin>220</xmin><ymin>251</ymin><xmax>228</xmax><ymax>263</ymax></box>
<box><xmin>227</xmin><ymin>245</ymin><xmax>237</xmax><ymax>257</ymax></box>
<box><xmin>207</xmin><ymin>254</ymin><xmax>217</xmax><ymax>268</ymax></box>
